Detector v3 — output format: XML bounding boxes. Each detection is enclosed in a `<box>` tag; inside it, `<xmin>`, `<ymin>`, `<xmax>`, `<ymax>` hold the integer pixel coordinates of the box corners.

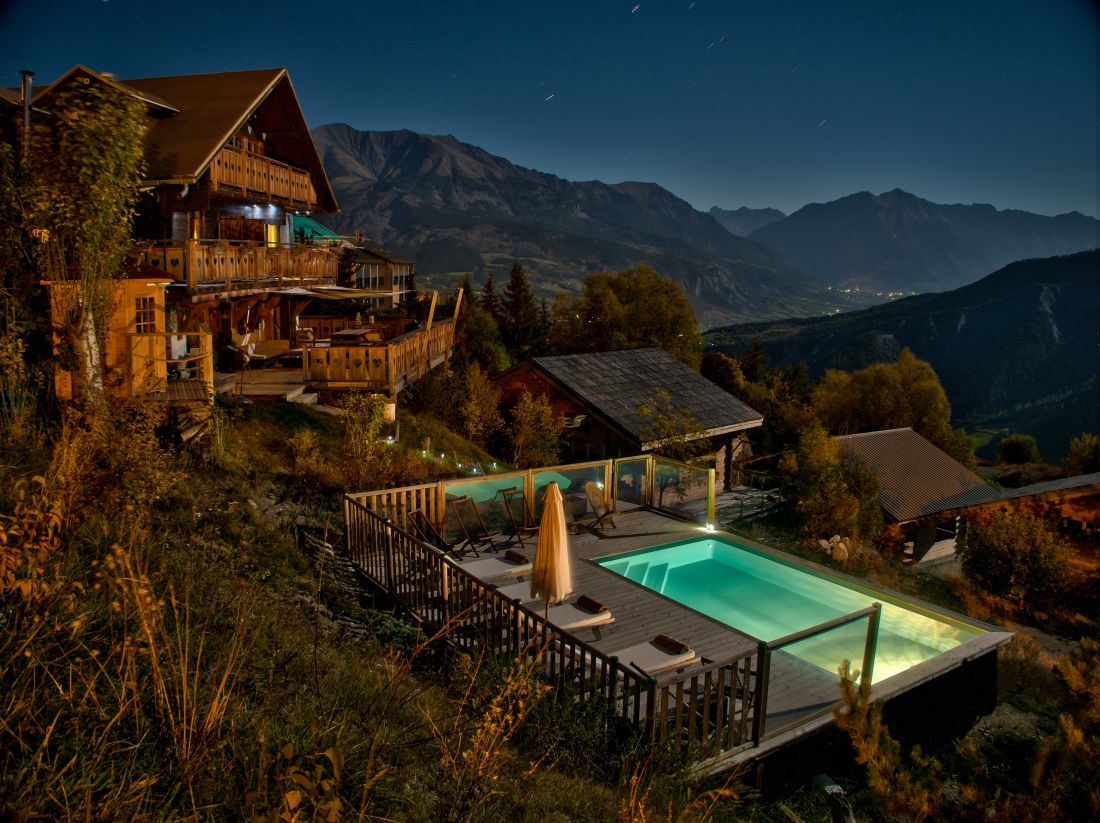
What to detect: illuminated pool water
<box><xmin>597</xmin><ymin>538</ymin><xmax>981</xmax><ymax>684</ymax></box>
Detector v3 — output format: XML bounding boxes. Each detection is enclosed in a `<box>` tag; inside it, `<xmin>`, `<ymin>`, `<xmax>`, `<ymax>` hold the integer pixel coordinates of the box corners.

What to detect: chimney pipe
<box><xmin>19</xmin><ymin>70</ymin><xmax>34</xmax><ymax>164</ymax></box>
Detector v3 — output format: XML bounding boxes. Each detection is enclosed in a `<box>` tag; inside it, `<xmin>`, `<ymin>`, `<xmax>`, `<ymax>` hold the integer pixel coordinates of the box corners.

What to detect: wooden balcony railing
<box><xmin>302</xmin><ymin>319</ymin><xmax>458</xmax><ymax>395</ymax></box>
<box><xmin>209</xmin><ymin>144</ymin><xmax>318</xmax><ymax>209</ymax></box>
<box><xmin>137</xmin><ymin>239</ymin><xmax>340</xmax><ymax>293</ymax></box>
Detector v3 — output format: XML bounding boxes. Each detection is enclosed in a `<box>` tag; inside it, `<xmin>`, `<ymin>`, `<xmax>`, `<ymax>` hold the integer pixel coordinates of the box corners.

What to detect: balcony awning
<box><xmin>292</xmin><ymin>215</ymin><xmax>342</xmax><ymax>243</ymax></box>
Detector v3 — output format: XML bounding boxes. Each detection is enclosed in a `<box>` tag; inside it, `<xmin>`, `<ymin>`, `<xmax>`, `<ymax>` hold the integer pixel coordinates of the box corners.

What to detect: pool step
<box><xmin>643</xmin><ymin>562</ymin><xmax>669</xmax><ymax>592</ymax></box>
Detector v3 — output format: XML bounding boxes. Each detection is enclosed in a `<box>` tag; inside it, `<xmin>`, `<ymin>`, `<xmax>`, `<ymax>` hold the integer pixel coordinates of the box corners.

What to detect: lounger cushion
<box><xmin>459</xmin><ymin>555</ymin><xmax>532</xmax><ymax>580</ymax></box>
<box><xmin>493</xmin><ymin>580</ymin><xmax>540</xmax><ymax>604</ymax></box>
<box><xmin>547</xmin><ymin>603</ymin><xmax>615</xmax><ymax>631</ymax></box>
<box><xmin>614</xmin><ymin>639</ymin><xmax>697</xmax><ymax>674</ymax></box>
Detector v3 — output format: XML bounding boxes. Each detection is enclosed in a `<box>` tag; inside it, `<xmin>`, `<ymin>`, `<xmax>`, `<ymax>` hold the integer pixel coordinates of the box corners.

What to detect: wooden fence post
<box><xmin>751</xmin><ymin>641</ymin><xmax>770</xmax><ymax>745</ymax></box>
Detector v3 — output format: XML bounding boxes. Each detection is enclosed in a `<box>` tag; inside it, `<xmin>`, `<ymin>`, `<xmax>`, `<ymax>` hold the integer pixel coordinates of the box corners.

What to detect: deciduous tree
<box><xmin>997</xmin><ymin>433</ymin><xmax>1043</xmax><ymax>465</ymax></box>
<box><xmin>509</xmin><ymin>391</ymin><xmax>563</xmax><ymax>468</ymax></box>
<box><xmin>459</xmin><ymin>364</ymin><xmax>503</xmax><ymax>447</ymax></box>
<box><xmin>958</xmin><ymin>511</ymin><xmax>1069</xmax><ymax>601</ymax></box>
<box><xmin>812</xmin><ymin>348</ymin><xmax>973</xmax><ymax>466</ymax></box>
<box><xmin>20</xmin><ymin>79</ymin><xmax>147</xmax><ymax>410</ymax></box>
<box><xmin>779</xmin><ymin>422</ymin><xmax>883</xmax><ymax>539</ymax></box>
<box><xmin>547</xmin><ymin>264</ymin><xmax>703</xmax><ymax>367</ymax></box>
<box><xmin>1064</xmin><ymin>432</ymin><xmax>1100</xmax><ymax>475</ymax></box>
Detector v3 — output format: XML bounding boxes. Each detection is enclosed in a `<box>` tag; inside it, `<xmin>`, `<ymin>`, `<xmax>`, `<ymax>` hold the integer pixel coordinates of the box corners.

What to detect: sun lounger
<box><xmin>547</xmin><ymin>602</ymin><xmax>615</xmax><ymax>632</ymax></box>
<box><xmin>576</xmin><ymin>481</ymin><xmax>615</xmax><ymax>532</ymax></box>
<box><xmin>499</xmin><ymin>487</ymin><xmax>539</xmax><ymax>549</ymax></box>
<box><xmin>449</xmin><ymin>495</ymin><xmax>507</xmax><ymax>555</ymax></box>
<box><xmin>457</xmin><ymin>549</ymin><xmax>532</xmax><ymax>581</ymax></box>
<box><xmin>613</xmin><ymin>635</ymin><xmax>698</xmax><ymax>676</ymax></box>
<box><xmin>409</xmin><ymin>509</ymin><xmax>475</xmax><ymax>557</ymax></box>
<box><xmin>493</xmin><ymin>580</ymin><xmax>540</xmax><ymax>604</ymax></box>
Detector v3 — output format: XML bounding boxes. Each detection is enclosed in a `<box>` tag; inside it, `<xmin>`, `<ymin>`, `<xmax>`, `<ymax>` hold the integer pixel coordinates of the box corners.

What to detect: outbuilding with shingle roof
<box><xmin>496</xmin><ymin>348</ymin><xmax>763</xmax><ymax>488</ymax></box>
<box><xmin>836</xmin><ymin>428</ymin><xmax>999</xmax><ymax>524</ymax></box>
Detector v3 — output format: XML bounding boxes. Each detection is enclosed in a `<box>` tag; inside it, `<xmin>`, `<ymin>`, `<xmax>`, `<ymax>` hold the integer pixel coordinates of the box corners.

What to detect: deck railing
<box><xmin>137</xmin><ymin>239</ymin><xmax>340</xmax><ymax>293</ymax></box>
<box><xmin>302</xmin><ymin>319</ymin><xmax>458</xmax><ymax>395</ymax></box>
<box><xmin>753</xmin><ymin>603</ymin><xmax>882</xmax><ymax>742</ymax></box>
<box><xmin>347</xmin><ymin>455</ymin><xmax>715</xmax><ymax>536</ymax></box>
<box><xmin>342</xmin><ymin>495</ymin><xmax>761</xmax><ymax>757</ymax></box>
<box><xmin>209</xmin><ymin>144</ymin><xmax>318</xmax><ymax>209</ymax></box>
<box><xmin>344</xmin><ymin>463</ymin><xmax>898</xmax><ymax>762</ymax></box>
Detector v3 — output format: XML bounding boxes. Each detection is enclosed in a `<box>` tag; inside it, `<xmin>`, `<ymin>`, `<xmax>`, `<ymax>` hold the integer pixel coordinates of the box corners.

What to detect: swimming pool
<box><xmin>597</xmin><ymin>538</ymin><xmax>981</xmax><ymax>684</ymax></box>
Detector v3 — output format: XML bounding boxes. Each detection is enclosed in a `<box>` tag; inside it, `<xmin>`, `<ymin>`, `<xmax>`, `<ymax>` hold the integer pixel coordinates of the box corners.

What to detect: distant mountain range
<box><xmin>708</xmin><ymin>206</ymin><xmax>785</xmax><ymax>237</ymax></box>
<box><xmin>311</xmin><ymin>124</ymin><xmax>858</xmax><ymax>328</ymax></box>
<box><xmin>705</xmin><ymin>251</ymin><xmax>1100</xmax><ymax>460</ymax></box>
<box><xmin>312</xmin><ymin>124</ymin><xmax>1098</xmax><ymax>328</ymax></box>
<box><xmin>748</xmin><ymin>189</ymin><xmax>1099</xmax><ymax>293</ymax></box>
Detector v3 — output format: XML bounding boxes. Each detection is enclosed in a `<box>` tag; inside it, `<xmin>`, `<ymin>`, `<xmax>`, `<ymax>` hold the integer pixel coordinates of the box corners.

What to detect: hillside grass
<box><xmin>1</xmin><ymin>399</ymin><xmax>755</xmax><ymax>822</ymax></box>
<box><xmin>3</xmin><ymin>397</ymin><xmax>1095</xmax><ymax>821</ymax></box>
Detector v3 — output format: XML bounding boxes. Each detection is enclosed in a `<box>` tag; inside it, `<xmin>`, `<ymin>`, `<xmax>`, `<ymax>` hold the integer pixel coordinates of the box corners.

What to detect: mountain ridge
<box><xmin>705</xmin><ymin>250</ymin><xmax>1100</xmax><ymax>459</ymax></box>
<box><xmin>748</xmin><ymin>188</ymin><xmax>1099</xmax><ymax>292</ymax></box>
<box><xmin>708</xmin><ymin>206</ymin><xmax>786</xmax><ymax>237</ymax></box>
<box><xmin>312</xmin><ymin>123</ymin><xmax>841</xmax><ymax>328</ymax></box>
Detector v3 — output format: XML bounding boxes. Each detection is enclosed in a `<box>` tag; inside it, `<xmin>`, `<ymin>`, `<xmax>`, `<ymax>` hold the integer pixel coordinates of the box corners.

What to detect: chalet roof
<box><xmin>836</xmin><ymin>428</ymin><xmax>999</xmax><ymax>522</ymax></box>
<box><xmin>997</xmin><ymin>472</ymin><xmax>1100</xmax><ymax>501</ymax></box>
<box><xmin>527</xmin><ymin>348</ymin><xmax>763</xmax><ymax>448</ymax></box>
<box><xmin>31</xmin><ymin>65</ymin><xmax>338</xmax><ymax>212</ymax></box>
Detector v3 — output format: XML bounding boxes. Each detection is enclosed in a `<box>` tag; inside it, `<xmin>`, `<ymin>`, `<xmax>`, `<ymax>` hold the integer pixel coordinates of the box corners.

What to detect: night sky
<box><xmin>2</xmin><ymin>0</ymin><xmax>1096</xmax><ymax>218</ymax></box>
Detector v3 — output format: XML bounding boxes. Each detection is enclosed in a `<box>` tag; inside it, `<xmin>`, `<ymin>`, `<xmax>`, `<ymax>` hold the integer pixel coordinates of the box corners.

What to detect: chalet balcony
<box><xmin>209</xmin><ymin>143</ymin><xmax>318</xmax><ymax>209</ymax></box>
<box><xmin>137</xmin><ymin>239</ymin><xmax>340</xmax><ymax>294</ymax></box>
<box><xmin>302</xmin><ymin>319</ymin><xmax>458</xmax><ymax>396</ymax></box>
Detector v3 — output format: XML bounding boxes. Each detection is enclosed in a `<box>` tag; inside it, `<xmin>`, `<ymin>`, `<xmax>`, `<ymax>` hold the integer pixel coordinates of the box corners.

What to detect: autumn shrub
<box><xmin>779</xmin><ymin>422</ymin><xmax>883</xmax><ymax>540</ymax></box>
<box><xmin>1063</xmin><ymin>432</ymin><xmax>1100</xmax><ymax>475</ymax></box>
<box><xmin>428</xmin><ymin>648</ymin><xmax>551</xmax><ymax>823</ymax></box>
<box><xmin>997</xmin><ymin>433</ymin><xmax>1043</xmax><ymax>464</ymax></box>
<box><xmin>958</xmin><ymin>511</ymin><xmax>1070</xmax><ymax>601</ymax></box>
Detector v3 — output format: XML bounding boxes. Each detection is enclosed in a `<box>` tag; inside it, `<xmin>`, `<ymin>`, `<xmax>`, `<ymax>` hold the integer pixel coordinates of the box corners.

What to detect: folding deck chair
<box><xmin>408</xmin><ymin>509</ymin><xmax>475</xmax><ymax>558</ymax></box>
<box><xmin>499</xmin><ymin>487</ymin><xmax>539</xmax><ymax>549</ymax></box>
<box><xmin>577</xmin><ymin>481</ymin><xmax>616</xmax><ymax>532</ymax></box>
<box><xmin>449</xmin><ymin>496</ymin><xmax>507</xmax><ymax>555</ymax></box>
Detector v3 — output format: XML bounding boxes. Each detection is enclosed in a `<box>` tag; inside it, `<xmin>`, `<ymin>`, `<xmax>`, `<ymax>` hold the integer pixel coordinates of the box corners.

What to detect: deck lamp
<box><xmin>705</xmin><ymin>523</ymin><xmax>715</xmax><ymax>533</ymax></box>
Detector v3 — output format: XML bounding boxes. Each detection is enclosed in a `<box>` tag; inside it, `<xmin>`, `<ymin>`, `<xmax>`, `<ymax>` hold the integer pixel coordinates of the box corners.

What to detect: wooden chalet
<box><xmin>20</xmin><ymin>65</ymin><xmax>460</xmax><ymax>410</ymax></box>
<box><xmin>496</xmin><ymin>348</ymin><xmax>764</xmax><ymax>489</ymax></box>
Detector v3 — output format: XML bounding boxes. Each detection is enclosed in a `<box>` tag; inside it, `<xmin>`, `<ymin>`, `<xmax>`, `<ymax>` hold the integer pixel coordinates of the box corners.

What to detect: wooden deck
<box><xmin>456</xmin><ymin>509</ymin><xmax>840</xmax><ymax>737</ymax></box>
<box><xmin>346</xmin><ymin>470</ymin><xmax>1012</xmax><ymax>774</ymax></box>
<box><xmin>216</xmin><ymin>365</ymin><xmax>307</xmax><ymax>399</ymax></box>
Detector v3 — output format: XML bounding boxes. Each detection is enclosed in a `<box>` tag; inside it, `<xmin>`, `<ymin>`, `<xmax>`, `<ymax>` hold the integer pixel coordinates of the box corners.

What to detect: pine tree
<box><xmin>481</xmin><ymin>270</ymin><xmax>500</xmax><ymax>323</ymax></box>
<box><xmin>501</xmin><ymin>261</ymin><xmax>538</xmax><ymax>356</ymax></box>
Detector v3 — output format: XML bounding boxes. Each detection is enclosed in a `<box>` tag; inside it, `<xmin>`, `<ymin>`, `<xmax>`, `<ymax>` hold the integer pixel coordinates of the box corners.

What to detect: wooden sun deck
<box><xmin>456</xmin><ymin>509</ymin><xmax>841</xmax><ymax>738</ymax></box>
<box><xmin>345</xmin><ymin>464</ymin><xmax>1012</xmax><ymax>775</ymax></box>
<box><xmin>215</xmin><ymin>365</ymin><xmax>307</xmax><ymax>399</ymax></box>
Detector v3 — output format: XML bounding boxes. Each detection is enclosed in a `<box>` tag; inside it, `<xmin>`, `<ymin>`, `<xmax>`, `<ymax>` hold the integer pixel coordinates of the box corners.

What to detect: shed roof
<box><xmin>998</xmin><ymin>472</ymin><xmax>1100</xmax><ymax>501</ymax></box>
<box><xmin>836</xmin><ymin>428</ymin><xmax>999</xmax><ymax>522</ymax></box>
<box><xmin>528</xmin><ymin>348</ymin><xmax>763</xmax><ymax>448</ymax></box>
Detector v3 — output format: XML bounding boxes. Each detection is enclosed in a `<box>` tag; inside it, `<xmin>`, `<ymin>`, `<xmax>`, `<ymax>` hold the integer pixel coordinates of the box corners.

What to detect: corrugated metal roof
<box><xmin>998</xmin><ymin>472</ymin><xmax>1100</xmax><ymax>500</ymax></box>
<box><xmin>836</xmin><ymin>428</ymin><xmax>999</xmax><ymax>522</ymax></box>
<box><xmin>531</xmin><ymin>348</ymin><xmax>763</xmax><ymax>447</ymax></box>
